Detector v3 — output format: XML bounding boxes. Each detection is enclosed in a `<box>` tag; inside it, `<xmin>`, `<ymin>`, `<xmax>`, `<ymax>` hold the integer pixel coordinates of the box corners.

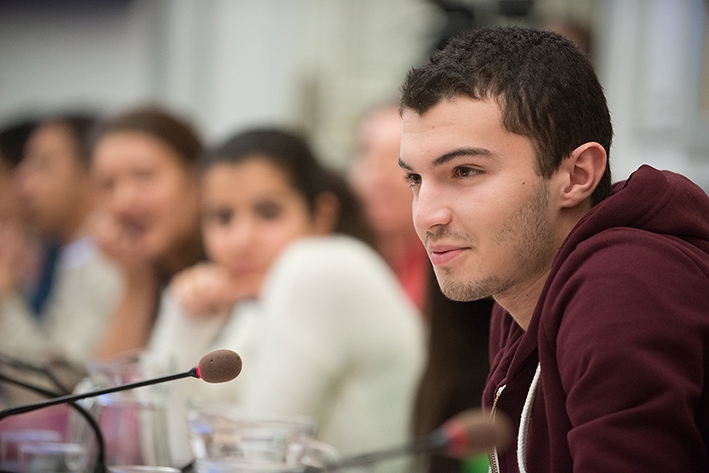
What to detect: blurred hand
<box><xmin>172</xmin><ymin>262</ymin><xmax>240</xmax><ymax>318</ymax></box>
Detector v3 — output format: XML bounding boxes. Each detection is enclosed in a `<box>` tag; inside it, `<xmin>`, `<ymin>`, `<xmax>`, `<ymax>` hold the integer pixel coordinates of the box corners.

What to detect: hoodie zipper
<box><xmin>488</xmin><ymin>384</ymin><xmax>506</xmax><ymax>473</ymax></box>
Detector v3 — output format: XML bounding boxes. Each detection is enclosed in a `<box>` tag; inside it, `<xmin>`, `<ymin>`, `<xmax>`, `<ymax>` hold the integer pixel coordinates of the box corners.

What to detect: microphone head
<box><xmin>439</xmin><ymin>408</ymin><xmax>513</xmax><ymax>458</ymax></box>
<box><xmin>196</xmin><ymin>349</ymin><xmax>242</xmax><ymax>383</ymax></box>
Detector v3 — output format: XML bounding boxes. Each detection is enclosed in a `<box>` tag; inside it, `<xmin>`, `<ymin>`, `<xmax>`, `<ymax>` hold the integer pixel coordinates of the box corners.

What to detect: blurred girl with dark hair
<box><xmin>149</xmin><ymin>127</ymin><xmax>424</xmax><ymax>470</ymax></box>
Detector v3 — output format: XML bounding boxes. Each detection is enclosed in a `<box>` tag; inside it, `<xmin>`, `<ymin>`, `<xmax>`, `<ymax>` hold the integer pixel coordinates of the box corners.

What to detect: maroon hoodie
<box><xmin>483</xmin><ymin>165</ymin><xmax>709</xmax><ymax>472</ymax></box>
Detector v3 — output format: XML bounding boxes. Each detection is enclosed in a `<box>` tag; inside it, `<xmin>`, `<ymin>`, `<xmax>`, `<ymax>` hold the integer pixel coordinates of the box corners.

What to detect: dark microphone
<box><xmin>309</xmin><ymin>408</ymin><xmax>512</xmax><ymax>472</ymax></box>
<box><xmin>0</xmin><ymin>349</ymin><xmax>242</xmax><ymax>421</ymax></box>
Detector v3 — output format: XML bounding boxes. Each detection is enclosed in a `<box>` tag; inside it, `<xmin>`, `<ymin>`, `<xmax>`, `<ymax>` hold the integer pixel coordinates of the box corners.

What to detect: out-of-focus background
<box><xmin>1</xmin><ymin>0</ymin><xmax>708</xmax><ymax>188</ymax></box>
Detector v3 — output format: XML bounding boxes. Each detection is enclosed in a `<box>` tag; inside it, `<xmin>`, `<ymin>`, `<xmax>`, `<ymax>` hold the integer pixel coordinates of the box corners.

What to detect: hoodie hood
<box><xmin>484</xmin><ymin>165</ymin><xmax>709</xmax><ymax>472</ymax></box>
<box><xmin>561</xmin><ymin>164</ymin><xmax>709</xmax><ymax>261</ymax></box>
<box><xmin>507</xmin><ymin>165</ymin><xmax>709</xmax><ymax>371</ymax></box>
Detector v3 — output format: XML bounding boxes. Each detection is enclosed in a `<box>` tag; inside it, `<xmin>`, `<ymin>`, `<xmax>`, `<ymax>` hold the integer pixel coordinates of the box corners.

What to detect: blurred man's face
<box><xmin>349</xmin><ymin>107</ymin><xmax>415</xmax><ymax>240</ymax></box>
<box><xmin>17</xmin><ymin>122</ymin><xmax>91</xmax><ymax>241</ymax></box>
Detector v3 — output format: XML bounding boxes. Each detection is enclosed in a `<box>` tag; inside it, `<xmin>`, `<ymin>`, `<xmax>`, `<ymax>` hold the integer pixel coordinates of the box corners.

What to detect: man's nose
<box><xmin>412</xmin><ymin>182</ymin><xmax>452</xmax><ymax>232</ymax></box>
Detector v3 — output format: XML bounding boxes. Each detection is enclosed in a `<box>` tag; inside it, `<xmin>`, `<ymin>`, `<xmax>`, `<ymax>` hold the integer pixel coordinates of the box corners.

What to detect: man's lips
<box><xmin>427</xmin><ymin>244</ymin><xmax>468</xmax><ymax>266</ymax></box>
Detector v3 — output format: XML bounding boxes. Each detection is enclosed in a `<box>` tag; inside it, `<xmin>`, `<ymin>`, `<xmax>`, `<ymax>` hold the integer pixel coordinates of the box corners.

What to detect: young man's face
<box><xmin>399</xmin><ymin>97</ymin><xmax>561</xmax><ymax>306</ymax></box>
<box><xmin>349</xmin><ymin>107</ymin><xmax>414</xmax><ymax>240</ymax></box>
<box><xmin>17</xmin><ymin>122</ymin><xmax>91</xmax><ymax>240</ymax></box>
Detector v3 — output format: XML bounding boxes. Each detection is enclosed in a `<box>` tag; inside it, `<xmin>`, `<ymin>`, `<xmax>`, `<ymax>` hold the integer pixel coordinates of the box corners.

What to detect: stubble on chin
<box><xmin>435</xmin><ymin>268</ymin><xmax>506</xmax><ymax>302</ymax></box>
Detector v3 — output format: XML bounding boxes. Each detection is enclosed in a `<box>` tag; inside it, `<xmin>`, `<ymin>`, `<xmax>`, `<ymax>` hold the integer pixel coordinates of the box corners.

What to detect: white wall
<box><xmin>0</xmin><ymin>0</ymin><xmax>153</xmax><ymax>117</ymax></box>
<box><xmin>0</xmin><ymin>0</ymin><xmax>316</xmax><ymax>141</ymax></box>
<box><xmin>0</xmin><ymin>0</ymin><xmax>436</xmax><ymax>166</ymax></box>
<box><xmin>596</xmin><ymin>0</ymin><xmax>709</xmax><ymax>189</ymax></box>
<box><xmin>152</xmin><ymin>0</ymin><xmax>307</xmax><ymax>142</ymax></box>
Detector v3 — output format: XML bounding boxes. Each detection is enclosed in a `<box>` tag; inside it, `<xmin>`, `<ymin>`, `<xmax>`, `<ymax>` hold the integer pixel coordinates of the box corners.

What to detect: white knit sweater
<box><xmin>149</xmin><ymin>235</ymin><xmax>425</xmax><ymax>471</ymax></box>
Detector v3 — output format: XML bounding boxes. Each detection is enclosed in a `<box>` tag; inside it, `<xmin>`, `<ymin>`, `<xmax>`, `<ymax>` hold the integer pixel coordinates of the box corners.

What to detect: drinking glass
<box><xmin>68</xmin><ymin>351</ymin><xmax>174</xmax><ymax>468</ymax></box>
<box><xmin>187</xmin><ymin>404</ymin><xmax>339</xmax><ymax>473</ymax></box>
<box><xmin>108</xmin><ymin>466</ymin><xmax>180</xmax><ymax>473</ymax></box>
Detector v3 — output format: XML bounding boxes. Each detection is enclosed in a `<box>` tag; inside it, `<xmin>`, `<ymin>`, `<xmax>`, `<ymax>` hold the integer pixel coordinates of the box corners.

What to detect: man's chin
<box><xmin>439</xmin><ymin>281</ymin><xmax>474</xmax><ymax>302</ymax></box>
<box><xmin>437</xmin><ymin>275</ymin><xmax>494</xmax><ymax>302</ymax></box>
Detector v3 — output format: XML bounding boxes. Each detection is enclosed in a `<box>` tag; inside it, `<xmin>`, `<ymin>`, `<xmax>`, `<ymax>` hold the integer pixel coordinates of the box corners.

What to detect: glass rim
<box><xmin>186</xmin><ymin>402</ymin><xmax>317</xmax><ymax>430</ymax></box>
<box><xmin>108</xmin><ymin>466</ymin><xmax>181</xmax><ymax>473</ymax></box>
<box><xmin>18</xmin><ymin>441</ymin><xmax>86</xmax><ymax>454</ymax></box>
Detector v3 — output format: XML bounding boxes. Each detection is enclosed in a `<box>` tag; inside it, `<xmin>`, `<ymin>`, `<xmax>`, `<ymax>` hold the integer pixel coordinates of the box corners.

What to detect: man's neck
<box><xmin>497</xmin><ymin>205</ymin><xmax>591</xmax><ymax>330</ymax></box>
<box><xmin>494</xmin><ymin>267</ymin><xmax>551</xmax><ymax>331</ymax></box>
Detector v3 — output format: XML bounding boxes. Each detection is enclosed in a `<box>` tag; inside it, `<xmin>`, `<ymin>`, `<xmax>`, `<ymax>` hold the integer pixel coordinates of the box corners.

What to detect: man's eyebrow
<box><xmin>398</xmin><ymin>147</ymin><xmax>494</xmax><ymax>171</ymax></box>
<box><xmin>432</xmin><ymin>147</ymin><xmax>494</xmax><ymax>167</ymax></box>
<box><xmin>398</xmin><ymin>157</ymin><xmax>412</xmax><ymax>171</ymax></box>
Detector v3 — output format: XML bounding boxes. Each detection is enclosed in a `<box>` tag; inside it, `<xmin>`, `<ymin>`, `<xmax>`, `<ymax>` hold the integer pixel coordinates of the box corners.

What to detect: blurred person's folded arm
<box><xmin>0</xmin><ymin>295</ymin><xmax>48</xmax><ymax>362</ymax></box>
<box><xmin>92</xmin><ymin>268</ymin><xmax>160</xmax><ymax>360</ymax></box>
<box><xmin>0</xmin><ymin>221</ymin><xmax>49</xmax><ymax>359</ymax></box>
<box><xmin>89</xmin><ymin>208</ymin><xmax>162</xmax><ymax>360</ymax></box>
<box><xmin>0</xmin><ymin>219</ymin><xmax>36</xmax><ymax>298</ymax></box>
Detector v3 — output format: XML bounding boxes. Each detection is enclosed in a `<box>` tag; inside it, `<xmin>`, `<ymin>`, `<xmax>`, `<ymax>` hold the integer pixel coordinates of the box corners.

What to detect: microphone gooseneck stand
<box><xmin>0</xmin><ymin>372</ymin><xmax>107</xmax><ymax>473</ymax></box>
<box><xmin>0</xmin><ymin>349</ymin><xmax>243</xmax><ymax>473</ymax></box>
<box><xmin>304</xmin><ymin>429</ymin><xmax>449</xmax><ymax>472</ymax></box>
<box><xmin>0</xmin><ymin>353</ymin><xmax>74</xmax><ymax>395</ymax></box>
<box><xmin>303</xmin><ymin>408</ymin><xmax>513</xmax><ymax>473</ymax></box>
<box><xmin>0</xmin><ymin>368</ymin><xmax>198</xmax><ymax>419</ymax></box>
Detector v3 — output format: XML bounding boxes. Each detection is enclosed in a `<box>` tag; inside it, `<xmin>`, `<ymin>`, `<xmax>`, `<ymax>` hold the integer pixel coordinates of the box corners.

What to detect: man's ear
<box><xmin>312</xmin><ymin>191</ymin><xmax>340</xmax><ymax>235</ymax></box>
<box><xmin>558</xmin><ymin>142</ymin><xmax>607</xmax><ymax>208</ymax></box>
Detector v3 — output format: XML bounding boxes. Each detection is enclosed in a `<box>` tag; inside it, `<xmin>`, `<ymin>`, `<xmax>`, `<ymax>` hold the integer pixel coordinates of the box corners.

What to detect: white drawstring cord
<box><xmin>517</xmin><ymin>362</ymin><xmax>541</xmax><ymax>473</ymax></box>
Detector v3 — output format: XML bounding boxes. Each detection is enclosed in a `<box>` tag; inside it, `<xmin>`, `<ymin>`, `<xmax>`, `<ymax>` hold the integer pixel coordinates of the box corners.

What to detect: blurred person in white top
<box><xmin>150</xmin><ymin>128</ymin><xmax>424</xmax><ymax>472</ymax></box>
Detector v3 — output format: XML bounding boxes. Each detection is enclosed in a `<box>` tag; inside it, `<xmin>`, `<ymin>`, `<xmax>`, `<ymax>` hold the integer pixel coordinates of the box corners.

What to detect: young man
<box><xmin>398</xmin><ymin>26</ymin><xmax>709</xmax><ymax>472</ymax></box>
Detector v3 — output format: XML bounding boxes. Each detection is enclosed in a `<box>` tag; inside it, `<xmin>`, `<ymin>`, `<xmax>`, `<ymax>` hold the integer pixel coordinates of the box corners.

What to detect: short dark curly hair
<box><xmin>400</xmin><ymin>26</ymin><xmax>613</xmax><ymax>206</ymax></box>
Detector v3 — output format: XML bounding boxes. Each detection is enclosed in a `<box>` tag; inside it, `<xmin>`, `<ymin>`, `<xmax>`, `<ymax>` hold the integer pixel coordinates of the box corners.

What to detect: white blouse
<box><xmin>150</xmin><ymin>235</ymin><xmax>425</xmax><ymax>471</ymax></box>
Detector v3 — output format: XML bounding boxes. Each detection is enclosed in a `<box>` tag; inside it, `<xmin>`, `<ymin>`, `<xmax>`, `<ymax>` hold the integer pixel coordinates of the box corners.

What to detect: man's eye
<box><xmin>403</xmin><ymin>173</ymin><xmax>421</xmax><ymax>187</ymax></box>
<box><xmin>455</xmin><ymin>166</ymin><xmax>479</xmax><ymax>178</ymax></box>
